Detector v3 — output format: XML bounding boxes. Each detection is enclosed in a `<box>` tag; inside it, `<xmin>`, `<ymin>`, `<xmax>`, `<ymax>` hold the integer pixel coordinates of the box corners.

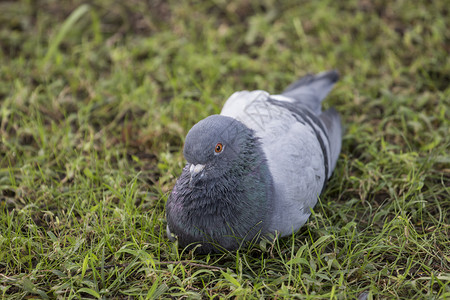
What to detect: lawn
<box><xmin>0</xmin><ymin>0</ymin><xmax>449</xmax><ymax>299</ymax></box>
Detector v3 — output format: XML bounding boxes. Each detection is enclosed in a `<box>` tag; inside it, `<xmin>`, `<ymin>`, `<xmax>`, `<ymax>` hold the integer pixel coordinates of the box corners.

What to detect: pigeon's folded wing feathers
<box><xmin>220</xmin><ymin>71</ymin><xmax>341</xmax><ymax>236</ymax></box>
<box><xmin>319</xmin><ymin>108</ymin><xmax>342</xmax><ymax>173</ymax></box>
<box><xmin>221</xmin><ymin>92</ymin><xmax>327</xmax><ymax>236</ymax></box>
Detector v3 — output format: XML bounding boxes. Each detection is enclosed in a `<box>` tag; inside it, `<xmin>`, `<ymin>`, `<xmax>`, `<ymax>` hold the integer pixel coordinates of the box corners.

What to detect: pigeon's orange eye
<box><xmin>215</xmin><ymin>143</ymin><xmax>224</xmax><ymax>153</ymax></box>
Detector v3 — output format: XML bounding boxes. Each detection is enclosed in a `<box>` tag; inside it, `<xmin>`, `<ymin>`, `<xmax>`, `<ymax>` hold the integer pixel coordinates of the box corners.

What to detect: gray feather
<box><xmin>319</xmin><ymin>108</ymin><xmax>342</xmax><ymax>172</ymax></box>
<box><xmin>281</xmin><ymin>70</ymin><xmax>339</xmax><ymax>115</ymax></box>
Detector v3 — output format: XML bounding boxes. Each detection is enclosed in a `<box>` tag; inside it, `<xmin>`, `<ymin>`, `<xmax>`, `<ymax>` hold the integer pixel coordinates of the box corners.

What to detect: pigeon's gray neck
<box><xmin>167</xmin><ymin>129</ymin><xmax>273</xmax><ymax>253</ymax></box>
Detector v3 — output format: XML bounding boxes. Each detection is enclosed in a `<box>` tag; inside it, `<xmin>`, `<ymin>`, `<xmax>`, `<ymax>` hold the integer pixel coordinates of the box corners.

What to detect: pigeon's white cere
<box><xmin>190</xmin><ymin>164</ymin><xmax>205</xmax><ymax>176</ymax></box>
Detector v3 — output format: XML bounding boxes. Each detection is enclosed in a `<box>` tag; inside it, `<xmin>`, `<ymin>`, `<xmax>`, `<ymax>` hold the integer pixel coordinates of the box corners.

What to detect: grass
<box><xmin>0</xmin><ymin>0</ymin><xmax>449</xmax><ymax>298</ymax></box>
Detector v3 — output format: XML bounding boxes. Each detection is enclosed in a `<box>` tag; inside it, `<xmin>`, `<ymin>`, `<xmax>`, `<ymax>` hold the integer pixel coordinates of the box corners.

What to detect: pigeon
<box><xmin>166</xmin><ymin>70</ymin><xmax>342</xmax><ymax>253</ymax></box>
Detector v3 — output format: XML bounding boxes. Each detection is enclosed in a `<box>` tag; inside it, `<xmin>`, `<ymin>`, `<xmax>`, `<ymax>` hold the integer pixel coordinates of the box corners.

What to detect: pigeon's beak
<box><xmin>189</xmin><ymin>163</ymin><xmax>205</xmax><ymax>187</ymax></box>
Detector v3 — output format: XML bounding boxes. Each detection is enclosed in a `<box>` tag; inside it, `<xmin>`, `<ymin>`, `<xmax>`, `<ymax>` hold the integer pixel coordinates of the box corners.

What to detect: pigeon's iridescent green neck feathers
<box><xmin>166</xmin><ymin>115</ymin><xmax>273</xmax><ymax>253</ymax></box>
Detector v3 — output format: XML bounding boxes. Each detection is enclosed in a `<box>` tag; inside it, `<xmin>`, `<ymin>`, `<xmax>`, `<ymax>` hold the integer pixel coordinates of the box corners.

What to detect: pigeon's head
<box><xmin>168</xmin><ymin>114</ymin><xmax>272</xmax><ymax>252</ymax></box>
<box><xmin>183</xmin><ymin>115</ymin><xmax>252</xmax><ymax>186</ymax></box>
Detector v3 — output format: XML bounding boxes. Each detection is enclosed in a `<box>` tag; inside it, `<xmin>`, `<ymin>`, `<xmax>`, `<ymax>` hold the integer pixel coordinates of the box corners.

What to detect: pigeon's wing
<box><xmin>269</xmin><ymin>70</ymin><xmax>342</xmax><ymax>175</ymax></box>
<box><xmin>220</xmin><ymin>72</ymin><xmax>341</xmax><ymax>236</ymax></box>
<box><xmin>221</xmin><ymin>91</ymin><xmax>327</xmax><ymax>236</ymax></box>
<box><xmin>319</xmin><ymin>108</ymin><xmax>342</xmax><ymax>172</ymax></box>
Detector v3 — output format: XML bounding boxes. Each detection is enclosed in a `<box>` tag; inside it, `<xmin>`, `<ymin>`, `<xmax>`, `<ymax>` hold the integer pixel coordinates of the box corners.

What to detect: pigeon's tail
<box><xmin>319</xmin><ymin>108</ymin><xmax>342</xmax><ymax>174</ymax></box>
<box><xmin>282</xmin><ymin>70</ymin><xmax>339</xmax><ymax>115</ymax></box>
